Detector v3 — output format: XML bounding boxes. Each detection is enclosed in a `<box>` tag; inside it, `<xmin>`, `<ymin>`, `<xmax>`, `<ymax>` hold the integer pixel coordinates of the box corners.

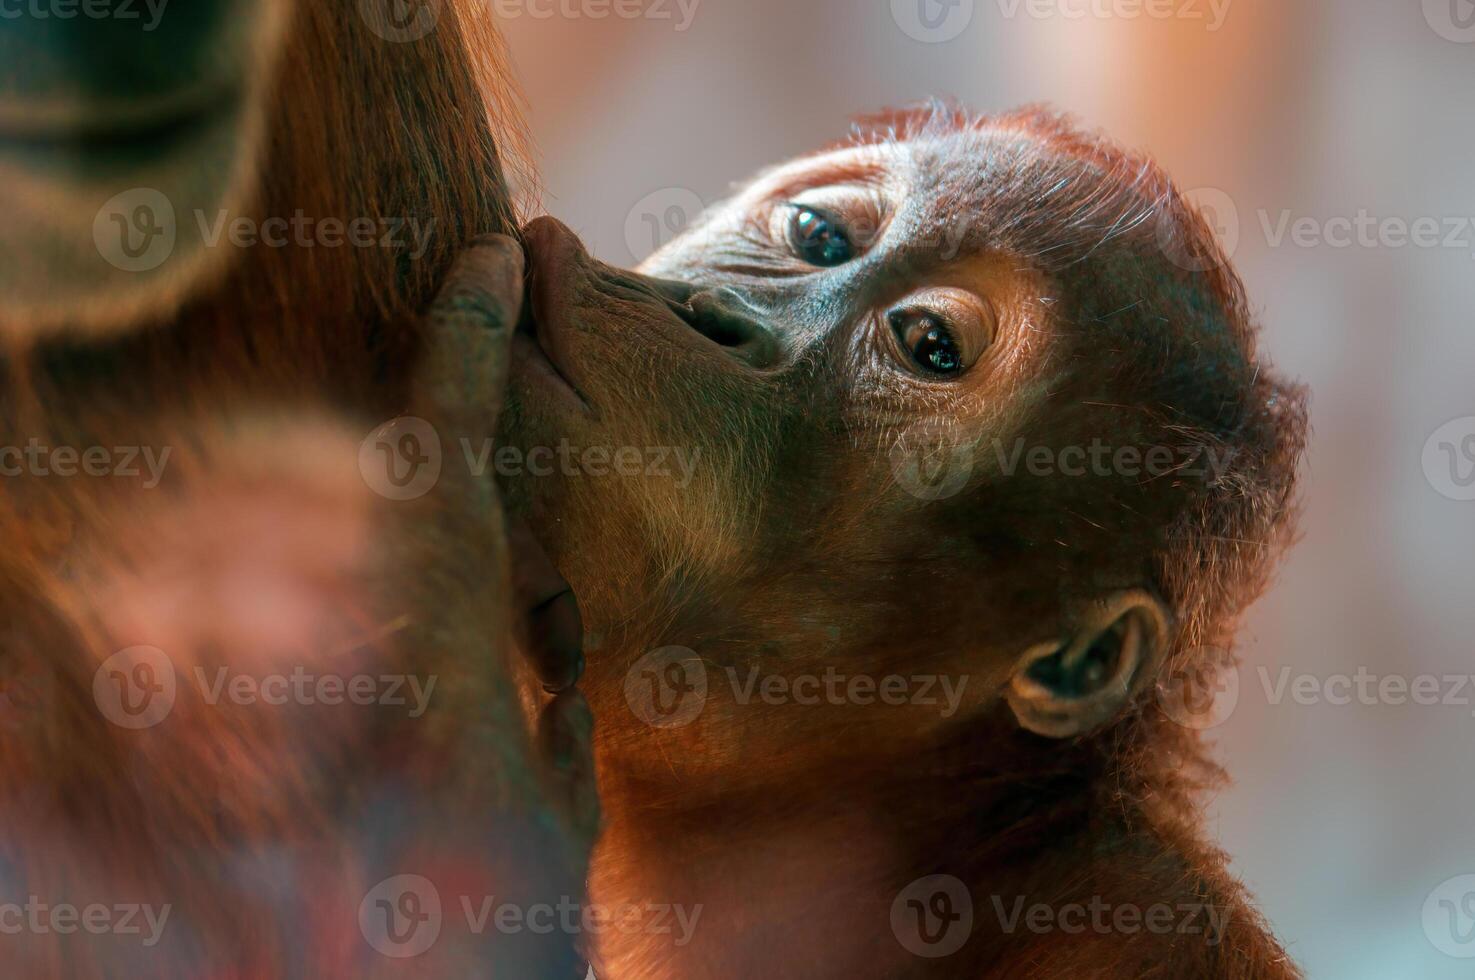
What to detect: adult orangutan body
<box><xmin>498</xmin><ymin>107</ymin><xmax>1306</xmax><ymax>978</ymax></box>
<box><xmin>2</xmin><ymin>2</ymin><xmax>591</xmax><ymax>976</ymax></box>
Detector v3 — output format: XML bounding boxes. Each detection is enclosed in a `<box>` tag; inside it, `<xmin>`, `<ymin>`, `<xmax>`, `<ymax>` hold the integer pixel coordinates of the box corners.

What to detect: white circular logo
<box><xmin>1423</xmin><ymin>417</ymin><xmax>1475</xmax><ymax>501</ymax></box>
<box><xmin>1156</xmin><ymin>649</ymin><xmax>1239</xmax><ymax>730</ymax></box>
<box><xmin>888</xmin><ymin>419</ymin><xmax>974</xmax><ymax>501</ymax></box>
<box><xmin>1424</xmin><ymin>874</ymin><xmax>1475</xmax><ymax>957</ymax></box>
<box><xmin>359</xmin><ymin>874</ymin><xmax>442</xmax><ymax>958</ymax></box>
<box><xmin>93</xmin><ymin>187</ymin><xmax>176</xmax><ymax>273</ymax></box>
<box><xmin>1425</xmin><ymin>0</ymin><xmax>1475</xmax><ymax>42</ymax></box>
<box><xmin>624</xmin><ymin>188</ymin><xmax>705</xmax><ymax>263</ymax></box>
<box><xmin>891</xmin><ymin>874</ymin><xmax>973</xmax><ymax>957</ymax></box>
<box><xmin>1157</xmin><ymin>187</ymin><xmax>1239</xmax><ymax>272</ymax></box>
<box><xmin>359</xmin><ymin>416</ymin><xmax>443</xmax><ymax>501</ymax></box>
<box><xmin>359</xmin><ymin>0</ymin><xmax>441</xmax><ymax>41</ymax></box>
<box><xmin>624</xmin><ymin>646</ymin><xmax>708</xmax><ymax>728</ymax></box>
<box><xmin>93</xmin><ymin>646</ymin><xmax>177</xmax><ymax>729</ymax></box>
<box><xmin>891</xmin><ymin>0</ymin><xmax>974</xmax><ymax>42</ymax></box>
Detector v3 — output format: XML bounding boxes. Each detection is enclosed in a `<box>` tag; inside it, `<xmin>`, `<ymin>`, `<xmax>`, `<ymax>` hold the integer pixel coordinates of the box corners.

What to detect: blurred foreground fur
<box><xmin>0</xmin><ymin>1</ymin><xmax>590</xmax><ymax>975</ymax></box>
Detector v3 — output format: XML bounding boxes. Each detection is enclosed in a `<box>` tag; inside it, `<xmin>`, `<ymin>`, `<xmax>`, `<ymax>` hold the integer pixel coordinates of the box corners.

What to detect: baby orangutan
<box><xmin>496</xmin><ymin>104</ymin><xmax>1307</xmax><ymax>979</ymax></box>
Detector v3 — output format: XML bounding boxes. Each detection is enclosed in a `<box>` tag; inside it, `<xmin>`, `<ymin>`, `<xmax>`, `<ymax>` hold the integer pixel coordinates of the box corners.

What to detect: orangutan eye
<box><xmin>786</xmin><ymin>204</ymin><xmax>854</xmax><ymax>267</ymax></box>
<box><xmin>889</xmin><ymin>308</ymin><xmax>964</xmax><ymax>376</ymax></box>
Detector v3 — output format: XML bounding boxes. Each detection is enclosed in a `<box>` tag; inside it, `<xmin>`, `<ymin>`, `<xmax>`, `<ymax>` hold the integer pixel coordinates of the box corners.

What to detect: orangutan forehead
<box><xmin>741</xmin><ymin>144</ymin><xmax>898</xmax><ymax>199</ymax></box>
<box><xmin>764</xmin><ymin>127</ymin><xmax>1084</xmax><ymax>187</ymax></box>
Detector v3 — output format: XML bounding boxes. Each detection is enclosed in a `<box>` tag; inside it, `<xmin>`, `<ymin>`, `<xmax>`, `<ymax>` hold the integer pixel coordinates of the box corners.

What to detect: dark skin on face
<box><xmin>500</xmin><ymin>110</ymin><xmax>1306</xmax><ymax>978</ymax></box>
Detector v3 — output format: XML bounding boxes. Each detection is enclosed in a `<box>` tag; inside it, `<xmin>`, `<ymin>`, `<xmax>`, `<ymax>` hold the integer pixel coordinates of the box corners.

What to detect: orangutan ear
<box><xmin>1006</xmin><ymin>591</ymin><xmax>1170</xmax><ymax>738</ymax></box>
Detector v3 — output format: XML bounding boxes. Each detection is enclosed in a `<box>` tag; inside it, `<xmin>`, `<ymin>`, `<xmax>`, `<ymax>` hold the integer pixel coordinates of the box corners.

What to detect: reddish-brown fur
<box><xmin>0</xmin><ymin>3</ymin><xmax>591</xmax><ymax>976</ymax></box>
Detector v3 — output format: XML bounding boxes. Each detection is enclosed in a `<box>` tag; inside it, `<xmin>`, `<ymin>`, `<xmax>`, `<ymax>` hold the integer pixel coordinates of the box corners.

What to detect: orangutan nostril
<box><xmin>679</xmin><ymin>287</ymin><xmax>777</xmax><ymax>360</ymax></box>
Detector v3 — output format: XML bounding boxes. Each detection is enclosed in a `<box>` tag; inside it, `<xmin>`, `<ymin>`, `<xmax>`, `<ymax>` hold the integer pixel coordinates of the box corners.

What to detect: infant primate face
<box><xmin>638</xmin><ymin>137</ymin><xmax>1051</xmax><ymax>386</ymax></box>
<box><xmin>503</xmin><ymin>130</ymin><xmax>1049</xmax><ymax>601</ymax></box>
<box><xmin>499</xmin><ymin>110</ymin><xmax>1271</xmax><ymax>778</ymax></box>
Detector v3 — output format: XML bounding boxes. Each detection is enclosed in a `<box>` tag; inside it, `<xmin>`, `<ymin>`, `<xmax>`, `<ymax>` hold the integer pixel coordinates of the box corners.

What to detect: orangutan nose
<box><xmin>676</xmin><ymin>285</ymin><xmax>781</xmax><ymax>370</ymax></box>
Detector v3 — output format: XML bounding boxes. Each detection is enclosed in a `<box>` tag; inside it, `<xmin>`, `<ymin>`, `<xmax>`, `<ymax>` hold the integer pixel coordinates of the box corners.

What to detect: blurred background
<box><xmin>500</xmin><ymin>1</ymin><xmax>1475</xmax><ymax>976</ymax></box>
